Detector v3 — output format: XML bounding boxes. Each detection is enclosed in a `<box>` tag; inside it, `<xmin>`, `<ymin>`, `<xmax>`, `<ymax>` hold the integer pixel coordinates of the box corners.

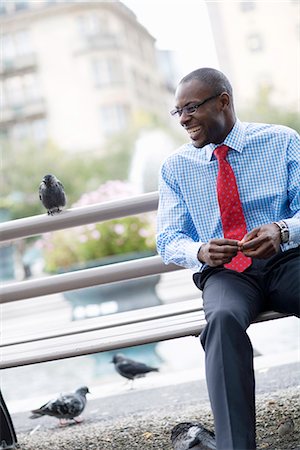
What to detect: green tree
<box><xmin>1</xmin><ymin>109</ymin><xmax>181</xmax><ymax>220</ymax></box>
<box><xmin>238</xmin><ymin>85</ymin><xmax>300</xmax><ymax>133</ymax></box>
<box><xmin>1</xmin><ymin>139</ymin><xmax>132</xmax><ymax>220</ymax></box>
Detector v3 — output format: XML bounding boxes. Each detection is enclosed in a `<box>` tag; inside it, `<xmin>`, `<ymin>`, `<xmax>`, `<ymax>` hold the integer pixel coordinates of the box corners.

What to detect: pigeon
<box><xmin>30</xmin><ymin>386</ymin><xmax>90</xmax><ymax>425</ymax></box>
<box><xmin>277</xmin><ymin>417</ymin><xmax>294</xmax><ymax>436</ymax></box>
<box><xmin>39</xmin><ymin>173</ymin><xmax>66</xmax><ymax>215</ymax></box>
<box><xmin>171</xmin><ymin>422</ymin><xmax>216</xmax><ymax>450</ymax></box>
<box><xmin>111</xmin><ymin>353</ymin><xmax>159</xmax><ymax>387</ymax></box>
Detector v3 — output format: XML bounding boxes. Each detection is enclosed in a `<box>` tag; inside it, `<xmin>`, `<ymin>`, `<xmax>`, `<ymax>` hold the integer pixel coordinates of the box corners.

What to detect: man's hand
<box><xmin>239</xmin><ymin>223</ymin><xmax>281</xmax><ymax>259</ymax></box>
<box><xmin>198</xmin><ymin>238</ymin><xmax>239</xmax><ymax>267</ymax></box>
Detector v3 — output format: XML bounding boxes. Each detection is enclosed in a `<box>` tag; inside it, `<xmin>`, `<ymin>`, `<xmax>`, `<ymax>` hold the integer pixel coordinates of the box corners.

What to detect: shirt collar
<box><xmin>206</xmin><ymin>119</ymin><xmax>246</xmax><ymax>160</ymax></box>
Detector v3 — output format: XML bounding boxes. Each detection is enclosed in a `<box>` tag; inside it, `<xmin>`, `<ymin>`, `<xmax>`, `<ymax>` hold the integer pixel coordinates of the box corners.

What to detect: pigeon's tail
<box><xmin>171</xmin><ymin>422</ymin><xmax>216</xmax><ymax>450</ymax></box>
<box><xmin>30</xmin><ymin>410</ymin><xmax>45</xmax><ymax>419</ymax></box>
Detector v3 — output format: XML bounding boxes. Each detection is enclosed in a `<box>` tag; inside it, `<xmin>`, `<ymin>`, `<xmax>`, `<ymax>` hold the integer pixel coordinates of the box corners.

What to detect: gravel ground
<box><xmin>16</xmin><ymin>386</ymin><xmax>299</xmax><ymax>450</ymax></box>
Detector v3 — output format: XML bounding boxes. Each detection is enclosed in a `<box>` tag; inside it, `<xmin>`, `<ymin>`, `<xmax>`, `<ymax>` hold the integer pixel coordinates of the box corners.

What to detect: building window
<box><xmin>239</xmin><ymin>2</ymin><xmax>256</xmax><ymax>12</ymax></box>
<box><xmin>2</xmin><ymin>34</ymin><xmax>16</xmax><ymax>60</ymax></box>
<box><xmin>10</xmin><ymin>118</ymin><xmax>47</xmax><ymax>142</ymax></box>
<box><xmin>99</xmin><ymin>104</ymin><xmax>128</xmax><ymax>136</ymax></box>
<box><xmin>0</xmin><ymin>3</ymin><xmax>7</xmax><ymax>15</ymax></box>
<box><xmin>92</xmin><ymin>58</ymin><xmax>123</xmax><ymax>86</ymax></box>
<box><xmin>14</xmin><ymin>1</ymin><xmax>29</xmax><ymax>11</ymax></box>
<box><xmin>22</xmin><ymin>73</ymin><xmax>40</xmax><ymax>101</ymax></box>
<box><xmin>4</xmin><ymin>76</ymin><xmax>24</xmax><ymax>106</ymax></box>
<box><xmin>2</xmin><ymin>30</ymin><xmax>33</xmax><ymax>61</ymax></box>
<box><xmin>31</xmin><ymin>118</ymin><xmax>48</xmax><ymax>142</ymax></box>
<box><xmin>246</xmin><ymin>33</ymin><xmax>263</xmax><ymax>52</ymax></box>
<box><xmin>77</xmin><ymin>14</ymin><xmax>108</xmax><ymax>37</ymax></box>
<box><xmin>15</xmin><ymin>30</ymin><xmax>32</xmax><ymax>56</ymax></box>
<box><xmin>0</xmin><ymin>128</ymin><xmax>9</xmax><ymax>139</ymax></box>
<box><xmin>3</xmin><ymin>73</ymin><xmax>41</xmax><ymax>107</ymax></box>
<box><xmin>11</xmin><ymin>122</ymin><xmax>29</xmax><ymax>140</ymax></box>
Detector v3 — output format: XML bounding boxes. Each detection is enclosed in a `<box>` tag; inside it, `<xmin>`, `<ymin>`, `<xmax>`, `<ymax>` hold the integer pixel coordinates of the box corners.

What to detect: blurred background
<box><xmin>1</xmin><ymin>0</ymin><xmax>299</xmax><ymax>413</ymax></box>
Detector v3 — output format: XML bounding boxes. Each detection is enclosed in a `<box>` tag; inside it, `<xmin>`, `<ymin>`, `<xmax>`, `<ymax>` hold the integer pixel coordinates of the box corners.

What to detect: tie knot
<box><xmin>214</xmin><ymin>145</ymin><xmax>229</xmax><ymax>160</ymax></box>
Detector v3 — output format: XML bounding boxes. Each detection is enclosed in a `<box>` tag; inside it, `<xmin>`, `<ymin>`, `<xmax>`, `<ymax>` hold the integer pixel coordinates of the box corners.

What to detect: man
<box><xmin>156</xmin><ymin>67</ymin><xmax>300</xmax><ymax>449</ymax></box>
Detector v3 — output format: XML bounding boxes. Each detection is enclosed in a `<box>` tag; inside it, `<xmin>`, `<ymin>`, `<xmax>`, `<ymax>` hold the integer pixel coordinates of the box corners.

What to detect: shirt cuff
<box><xmin>185</xmin><ymin>241</ymin><xmax>205</xmax><ymax>272</ymax></box>
<box><xmin>284</xmin><ymin>218</ymin><xmax>300</xmax><ymax>245</ymax></box>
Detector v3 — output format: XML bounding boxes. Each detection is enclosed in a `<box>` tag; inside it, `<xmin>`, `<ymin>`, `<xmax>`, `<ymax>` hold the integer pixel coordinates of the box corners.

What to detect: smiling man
<box><xmin>156</xmin><ymin>67</ymin><xmax>300</xmax><ymax>449</ymax></box>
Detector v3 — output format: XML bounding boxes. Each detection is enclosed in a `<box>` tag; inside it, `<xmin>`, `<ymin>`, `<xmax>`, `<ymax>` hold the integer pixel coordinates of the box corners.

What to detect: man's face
<box><xmin>173</xmin><ymin>79</ymin><xmax>228</xmax><ymax>148</ymax></box>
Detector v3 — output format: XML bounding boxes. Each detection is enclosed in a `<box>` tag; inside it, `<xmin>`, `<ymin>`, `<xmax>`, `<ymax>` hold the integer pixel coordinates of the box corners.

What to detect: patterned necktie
<box><xmin>214</xmin><ymin>145</ymin><xmax>252</xmax><ymax>272</ymax></box>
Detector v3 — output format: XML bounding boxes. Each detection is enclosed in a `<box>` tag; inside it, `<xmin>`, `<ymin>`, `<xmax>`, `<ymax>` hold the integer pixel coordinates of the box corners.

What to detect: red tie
<box><xmin>214</xmin><ymin>145</ymin><xmax>251</xmax><ymax>272</ymax></box>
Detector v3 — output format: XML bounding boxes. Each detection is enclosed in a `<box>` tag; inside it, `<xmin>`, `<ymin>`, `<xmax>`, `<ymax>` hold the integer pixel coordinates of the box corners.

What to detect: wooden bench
<box><xmin>0</xmin><ymin>299</ymin><xmax>289</xmax><ymax>369</ymax></box>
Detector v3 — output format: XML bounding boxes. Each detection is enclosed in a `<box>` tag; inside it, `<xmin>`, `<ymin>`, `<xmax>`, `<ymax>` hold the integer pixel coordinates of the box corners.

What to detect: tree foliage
<box><xmin>238</xmin><ymin>85</ymin><xmax>300</xmax><ymax>133</ymax></box>
<box><xmin>1</xmin><ymin>139</ymin><xmax>133</xmax><ymax>220</ymax></box>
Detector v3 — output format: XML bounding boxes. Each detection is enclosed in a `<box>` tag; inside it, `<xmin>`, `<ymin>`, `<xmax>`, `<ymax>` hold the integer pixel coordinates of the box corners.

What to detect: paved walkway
<box><xmin>10</xmin><ymin>361</ymin><xmax>300</xmax><ymax>449</ymax></box>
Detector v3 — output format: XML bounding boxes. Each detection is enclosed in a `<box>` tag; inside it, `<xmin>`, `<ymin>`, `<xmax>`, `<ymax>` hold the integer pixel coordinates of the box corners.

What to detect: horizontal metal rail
<box><xmin>0</xmin><ymin>191</ymin><xmax>159</xmax><ymax>243</ymax></box>
<box><xmin>0</xmin><ymin>255</ymin><xmax>182</xmax><ymax>304</ymax></box>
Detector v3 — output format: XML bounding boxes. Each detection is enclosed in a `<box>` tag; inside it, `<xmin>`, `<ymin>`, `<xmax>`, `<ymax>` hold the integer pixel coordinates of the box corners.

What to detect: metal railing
<box><xmin>0</xmin><ymin>191</ymin><xmax>159</xmax><ymax>243</ymax></box>
<box><xmin>0</xmin><ymin>192</ymin><xmax>181</xmax><ymax>304</ymax></box>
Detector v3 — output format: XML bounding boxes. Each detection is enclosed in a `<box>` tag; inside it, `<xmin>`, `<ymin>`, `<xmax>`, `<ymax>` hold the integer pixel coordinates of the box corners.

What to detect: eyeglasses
<box><xmin>170</xmin><ymin>93</ymin><xmax>221</xmax><ymax>117</ymax></box>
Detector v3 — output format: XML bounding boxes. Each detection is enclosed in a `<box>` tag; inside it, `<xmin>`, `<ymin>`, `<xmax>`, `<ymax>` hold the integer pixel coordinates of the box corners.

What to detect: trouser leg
<box><xmin>0</xmin><ymin>389</ymin><xmax>18</xmax><ymax>449</ymax></box>
<box><xmin>194</xmin><ymin>269</ymin><xmax>264</xmax><ymax>450</ymax></box>
<box><xmin>264</xmin><ymin>247</ymin><xmax>300</xmax><ymax>317</ymax></box>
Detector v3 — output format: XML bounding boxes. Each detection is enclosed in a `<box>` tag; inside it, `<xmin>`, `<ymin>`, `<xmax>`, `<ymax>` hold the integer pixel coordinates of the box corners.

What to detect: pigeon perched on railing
<box><xmin>171</xmin><ymin>422</ymin><xmax>216</xmax><ymax>450</ymax></box>
<box><xmin>30</xmin><ymin>386</ymin><xmax>90</xmax><ymax>425</ymax></box>
<box><xmin>39</xmin><ymin>173</ymin><xmax>66</xmax><ymax>215</ymax></box>
<box><xmin>111</xmin><ymin>353</ymin><xmax>159</xmax><ymax>387</ymax></box>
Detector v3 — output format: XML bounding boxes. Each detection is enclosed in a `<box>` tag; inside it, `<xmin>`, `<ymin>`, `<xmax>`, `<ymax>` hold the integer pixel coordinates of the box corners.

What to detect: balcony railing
<box><xmin>0</xmin><ymin>98</ymin><xmax>46</xmax><ymax>124</ymax></box>
<box><xmin>0</xmin><ymin>53</ymin><xmax>37</xmax><ymax>76</ymax></box>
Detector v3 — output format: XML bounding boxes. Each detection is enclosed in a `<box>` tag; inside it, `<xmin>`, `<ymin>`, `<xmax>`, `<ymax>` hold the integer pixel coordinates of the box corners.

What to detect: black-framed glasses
<box><xmin>170</xmin><ymin>93</ymin><xmax>221</xmax><ymax>117</ymax></box>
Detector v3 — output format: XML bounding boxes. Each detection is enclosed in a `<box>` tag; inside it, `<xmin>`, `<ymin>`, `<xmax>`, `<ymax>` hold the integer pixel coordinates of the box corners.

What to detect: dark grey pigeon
<box><xmin>111</xmin><ymin>353</ymin><xmax>159</xmax><ymax>387</ymax></box>
<box><xmin>171</xmin><ymin>422</ymin><xmax>216</xmax><ymax>450</ymax></box>
<box><xmin>39</xmin><ymin>173</ymin><xmax>66</xmax><ymax>215</ymax></box>
<box><xmin>30</xmin><ymin>386</ymin><xmax>89</xmax><ymax>425</ymax></box>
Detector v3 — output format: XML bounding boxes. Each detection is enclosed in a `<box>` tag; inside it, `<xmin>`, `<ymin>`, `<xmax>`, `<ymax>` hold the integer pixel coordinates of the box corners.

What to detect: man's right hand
<box><xmin>198</xmin><ymin>238</ymin><xmax>239</xmax><ymax>267</ymax></box>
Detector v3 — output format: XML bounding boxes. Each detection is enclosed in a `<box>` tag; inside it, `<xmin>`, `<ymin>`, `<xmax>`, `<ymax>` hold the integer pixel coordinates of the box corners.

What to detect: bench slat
<box><xmin>1</xmin><ymin>299</ymin><xmax>201</xmax><ymax>347</ymax></box>
<box><xmin>0</xmin><ymin>310</ymin><xmax>288</xmax><ymax>370</ymax></box>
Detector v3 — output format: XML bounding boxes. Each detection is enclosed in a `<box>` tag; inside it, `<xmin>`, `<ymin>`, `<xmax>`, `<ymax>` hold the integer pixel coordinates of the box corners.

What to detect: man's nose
<box><xmin>179</xmin><ymin>110</ymin><xmax>191</xmax><ymax>126</ymax></box>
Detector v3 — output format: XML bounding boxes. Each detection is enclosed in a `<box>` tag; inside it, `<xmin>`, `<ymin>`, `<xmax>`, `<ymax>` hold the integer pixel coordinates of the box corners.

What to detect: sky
<box><xmin>122</xmin><ymin>0</ymin><xmax>219</xmax><ymax>79</ymax></box>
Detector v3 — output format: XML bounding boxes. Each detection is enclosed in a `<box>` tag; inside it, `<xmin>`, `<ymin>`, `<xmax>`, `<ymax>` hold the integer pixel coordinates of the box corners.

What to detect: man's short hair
<box><xmin>180</xmin><ymin>67</ymin><xmax>233</xmax><ymax>97</ymax></box>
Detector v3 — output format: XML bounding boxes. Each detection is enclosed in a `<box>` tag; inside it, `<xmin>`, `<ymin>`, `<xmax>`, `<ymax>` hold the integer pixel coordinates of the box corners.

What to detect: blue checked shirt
<box><xmin>156</xmin><ymin>119</ymin><xmax>300</xmax><ymax>272</ymax></box>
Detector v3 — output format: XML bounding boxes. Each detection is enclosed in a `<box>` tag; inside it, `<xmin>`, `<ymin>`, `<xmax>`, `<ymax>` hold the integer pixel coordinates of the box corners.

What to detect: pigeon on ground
<box><xmin>111</xmin><ymin>353</ymin><xmax>159</xmax><ymax>387</ymax></box>
<box><xmin>277</xmin><ymin>417</ymin><xmax>294</xmax><ymax>436</ymax></box>
<box><xmin>39</xmin><ymin>173</ymin><xmax>66</xmax><ymax>215</ymax></box>
<box><xmin>30</xmin><ymin>386</ymin><xmax>90</xmax><ymax>425</ymax></box>
<box><xmin>171</xmin><ymin>422</ymin><xmax>216</xmax><ymax>450</ymax></box>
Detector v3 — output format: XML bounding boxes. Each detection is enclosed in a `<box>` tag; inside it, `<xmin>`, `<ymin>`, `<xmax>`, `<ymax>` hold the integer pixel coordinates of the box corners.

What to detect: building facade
<box><xmin>0</xmin><ymin>0</ymin><xmax>173</xmax><ymax>152</ymax></box>
<box><xmin>206</xmin><ymin>1</ymin><xmax>299</xmax><ymax>111</ymax></box>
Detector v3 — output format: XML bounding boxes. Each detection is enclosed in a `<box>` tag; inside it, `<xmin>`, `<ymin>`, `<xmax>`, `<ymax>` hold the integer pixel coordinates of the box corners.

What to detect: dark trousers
<box><xmin>193</xmin><ymin>247</ymin><xmax>300</xmax><ymax>450</ymax></box>
<box><xmin>0</xmin><ymin>390</ymin><xmax>18</xmax><ymax>449</ymax></box>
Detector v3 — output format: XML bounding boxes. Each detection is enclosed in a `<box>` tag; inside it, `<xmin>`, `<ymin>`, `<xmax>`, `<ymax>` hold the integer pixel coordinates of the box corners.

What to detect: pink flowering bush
<box><xmin>40</xmin><ymin>181</ymin><xmax>156</xmax><ymax>273</ymax></box>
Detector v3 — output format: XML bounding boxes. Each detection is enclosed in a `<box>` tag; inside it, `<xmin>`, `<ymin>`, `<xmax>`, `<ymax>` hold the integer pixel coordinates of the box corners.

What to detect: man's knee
<box><xmin>201</xmin><ymin>309</ymin><xmax>245</xmax><ymax>348</ymax></box>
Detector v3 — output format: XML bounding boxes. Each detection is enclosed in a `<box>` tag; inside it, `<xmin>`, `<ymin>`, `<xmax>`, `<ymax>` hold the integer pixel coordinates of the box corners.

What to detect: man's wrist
<box><xmin>197</xmin><ymin>244</ymin><xmax>205</xmax><ymax>263</ymax></box>
<box><xmin>273</xmin><ymin>220</ymin><xmax>289</xmax><ymax>244</ymax></box>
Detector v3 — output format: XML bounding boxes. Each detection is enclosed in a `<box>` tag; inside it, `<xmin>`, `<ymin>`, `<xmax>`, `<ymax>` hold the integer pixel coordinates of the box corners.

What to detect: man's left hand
<box><xmin>239</xmin><ymin>223</ymin><xmax>281</xmax><ymax>259</ymax></box>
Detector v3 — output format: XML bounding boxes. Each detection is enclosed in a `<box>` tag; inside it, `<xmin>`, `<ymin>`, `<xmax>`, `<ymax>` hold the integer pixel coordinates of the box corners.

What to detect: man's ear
<box><xmin>219</xmin><ymin>92</ymin><xmax>230</xmax><ymax>110</ymax></box>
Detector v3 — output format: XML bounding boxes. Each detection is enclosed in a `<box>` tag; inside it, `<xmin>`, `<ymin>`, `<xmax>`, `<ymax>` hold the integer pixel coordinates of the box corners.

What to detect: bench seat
<box><xmin>0</xmin><ymin>299</ymin><xmax>289</xmax><ymax>369</ymax></box>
